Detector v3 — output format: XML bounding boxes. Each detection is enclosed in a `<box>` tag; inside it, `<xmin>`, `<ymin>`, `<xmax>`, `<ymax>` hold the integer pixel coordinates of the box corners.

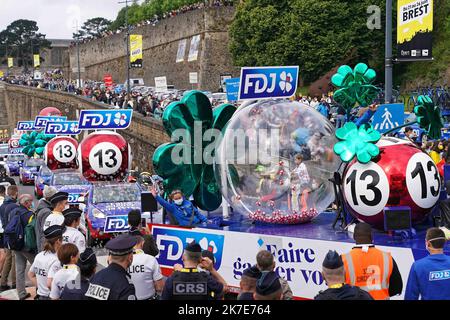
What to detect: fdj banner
<box><xmin>17</xmin><ymin>121</ymin><xmax>37</xmax><ymax>131</ymax></box>
<box><xmin>397</xmin><ymin>0</ymin><xmax>433</xmax><ymax>61</ymax></box>
<box><xmin>78</xmin><ymin>109</ymin><xmax>133</xmax><ymax>130</ymax></box>
<box><xmin>130</xmin><ymin>34</ymin><xmax>143</xmax><ymax>68</ymax></box>
<box><xmin>34</xmin><ymin>116</ymin><xmax>67</xmax><ymax>129</ymax></box>
<box><xmin>238</xmin><ymin>66</ymin><xmax>299</xmax><ymax>100</ymax></box>
<box><xmin>44</xmin><ymin>121</ymin><xmax>81</xmax><ymax>135</ymax></box>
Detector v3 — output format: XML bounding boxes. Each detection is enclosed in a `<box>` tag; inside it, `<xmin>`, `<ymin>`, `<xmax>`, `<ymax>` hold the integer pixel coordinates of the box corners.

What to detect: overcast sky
<box><xmin>0</xmin><ymin>0</ymin><xmax>126</xmax><ymax>39</ymax></box>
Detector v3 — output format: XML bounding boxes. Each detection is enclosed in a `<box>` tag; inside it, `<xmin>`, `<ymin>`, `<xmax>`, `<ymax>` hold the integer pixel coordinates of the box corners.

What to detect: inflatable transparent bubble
<box><xmin>214</xmin><ymin>100</ymin><xmax>340</xmax><ymax>224</ymax></box>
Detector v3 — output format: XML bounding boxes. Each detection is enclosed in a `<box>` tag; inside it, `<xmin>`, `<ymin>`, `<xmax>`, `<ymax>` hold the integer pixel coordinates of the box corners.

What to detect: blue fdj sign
<box><xmin>372</xmin><ymin>103</ymin><xmax>404</xmax><ymax>134</ymax></box>
<box><xmin>225</xmin><ymin>77</ymin><xmax>240</xmax><ymax>102</ymax></box>
<box><xmin>68</xmin><ymin>193</ymin><xmax>83</xmax><ymax>204</ymax></box>
<box><xmin>78</xmin><ymin>110</ymin><xmax>133</xmax><ymax>130</ymax></box>
<box><xmin>153</xmin><ymin>227</ymin><xmax>224</xmax><ymax>270</ymax></box>
<box><xmin>238</xmin><ymin>66</ymin><xmax>299</xmax><ymax>100</ymax></box>
<box><xmin>9</xmin><ymin>148</ymin><xmax>24</xmax><ymax>154</ymax></box>
<box><xmin>34</xmin><ymin>116</ymin><xmax>67</xmax><ymax>129</ymax></box>
<box><xmin>17</xmin><ymin>121</ymin><xmax>37</xmax><ymax>131</ymax></box>
<box><xmin>104</xmin><ymin>215</ymin><xmax>129</xmax><ymax>233</ymax></box>
<box><xmin>44</xmin><ymin>121</ymin><xmax>81</xmax><ymax>135</ymax></box>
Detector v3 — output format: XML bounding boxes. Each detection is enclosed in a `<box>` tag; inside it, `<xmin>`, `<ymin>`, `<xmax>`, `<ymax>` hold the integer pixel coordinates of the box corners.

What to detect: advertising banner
<box><xmin>397</xmin><ymin>0</ymin><xmax>433</xmax><ymax>61</ymax></box>
<box><xmin>7</xmin><ymin>57</ymin><xmax>13</xmax><ymax>68</ymax></box>
<box><xmin>130</xmin><ymin>34</ymin><xmax>143</xmax><ymax>68</ymax></box>
<box><xmin>152</xmin><ymin>225</ymin><xmax>418</xmax><ymax>300</ymax></box>
<box><xmin>176</xmin><ymin>39</ymin><xmax>187</xmax><ymax>63</ymax></box>
<box><xmin>188</xmin><ymin>35</ymin><xmax>201</xmax><ymax>62</ymax></box>
<box><xmin>33</xmin><ymin>54</ymin><xmax>40</xmax><ymax>68</ymax></box>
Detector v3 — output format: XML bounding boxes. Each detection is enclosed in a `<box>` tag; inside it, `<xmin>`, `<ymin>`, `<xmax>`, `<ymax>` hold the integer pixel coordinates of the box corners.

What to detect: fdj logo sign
<box><xmin>78</xmin><ymin>110</ymin><xmax>133</xmax><ymax>130</ymax></box>
<box><xmin>153</xmin><ymin>227</ymin><xmax>224</xmax><ymax>270</ymax></box>
<box><xmin>238</xmin><ymin>66</ymin><xmax>299</xmax><ymax>100</ymax></box>
<box><xmin>17</xmin><ymin>121</ymin><xmax>37</xmax><ymax>131</ymax></box>
<box><xmin>45</xmin><ymin>121</ymin><xmax>81</xmax><ymax>135</ymax></box>
<box><xmin>34</xmin><ymin>116</ymin><xmax>67</xmax><ymax>128</ymax></box>
<box><xmin>67</xmin><ymin>193</ymin><xmax>82</xmax><ymax>204</ymax></box>
<box><xmin>104</xmin><ymin>215</ymin><xmax>129</xmax><ymax>233</ymax></box>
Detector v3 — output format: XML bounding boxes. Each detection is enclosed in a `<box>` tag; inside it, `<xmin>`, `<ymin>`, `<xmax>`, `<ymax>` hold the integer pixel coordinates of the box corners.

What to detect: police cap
<box><xmin>185</xmin><ymin>241</ymin><xmax>201</xmax><ymax>253</ymax></box>
<box><xmin>78</xmin><ymin>247</ymin><xmax>97</xmax><ymax>266</ymax></box>
<box><xmin>243</xmin><ymin>265</ymin><xmax>262</xmax><ymax>279</ymax></box>
<box><xmin>256</xmin><ymin>271</ymin><xmax>281</xmax><ymax>296</ymax></box>
<box><xmin>322</xmin><ymin>250</ymin><xmax>344</xmax><ymax>269</ymax></box>
<box><xmin>62</xmin><ymin>207</ymin><xmax>82</xmax><ymax>219</ymax></box>
<box><xmin>44</xmin><ymin>225</ymin><xmax>65</xmax><ymax>239</ymax></box>
<box><xmin>106</xmin><ymin>234</ymin><xmax>138</xmax><ymax>256</ymax></box>
<box><xmin>49</xmin><ymin>191</ymin><xmax>69</xmax><ymax>205</ymax></box>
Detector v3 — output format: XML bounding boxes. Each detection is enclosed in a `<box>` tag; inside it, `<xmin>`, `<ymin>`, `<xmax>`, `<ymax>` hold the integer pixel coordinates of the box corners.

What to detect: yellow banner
<box><xmin>7</xmin><ymin>57</ymin><xmax>13</xmax><ymax>68</ymax></box>
<box><xmin>0</xmin><ymin>71</ymin><xmax>3</xmax><ymax>78</ymax></box>
<box><xmin>33</xmin><ymin>54</ymin><xmax>40</xmax><ymax>68</ymax></box>
<box><xmin>397</xmin><ymin>0</ymin><xmax>433</xmax><ymax>44</ymax></box>
<box><xmin>130</xmin><ymin>34</ymin><xmax>143</xmax><ymax>68</ymax></box>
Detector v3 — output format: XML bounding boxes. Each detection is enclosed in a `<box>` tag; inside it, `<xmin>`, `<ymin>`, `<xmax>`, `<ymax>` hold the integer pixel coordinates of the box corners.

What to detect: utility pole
<box><xmin>76</xmin><ymin>21</ymin><xmax>82</xmax><ymax>88</ymax></box>
<box><xmin>385</xmin><ymin>0</ymin><xmax>393</xmax><ymax>103</ymax></box>
<box><xmin>119</xmin><ymin>0</ymin><xmax>131</xmax><ymax>99</ymax></box>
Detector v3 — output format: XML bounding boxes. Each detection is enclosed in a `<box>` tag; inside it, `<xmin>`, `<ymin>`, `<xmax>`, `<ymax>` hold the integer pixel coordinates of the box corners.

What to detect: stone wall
<box><xmin>0</xmin><ymin>83</ymin><xmax>170</xmax><ymax>172</ymax></box>
<box><xmin>69</xmin><ymin>6</ymin><xmax>239</xmax><ymax>91</ymax></box>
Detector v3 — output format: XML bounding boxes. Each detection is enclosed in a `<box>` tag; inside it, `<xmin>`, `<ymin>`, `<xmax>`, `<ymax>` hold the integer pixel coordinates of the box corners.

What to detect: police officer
<box><xmin>253</xmin><ymin>271</ymin><xmax>282</xmax><ymax>300</ymax></box>
<box><xmin>315</xmin><ymin>250</ymin><xmax>373</xmax><ymax>300</ymax></box>
<box><xmin>128</xmin><ymin>234</ymin><xmax>164</xmax><ymax>300</ymax></box>
<box><xmin>161</xmin><ymin>242</ymin><xmax>227</xmax><ymax>300</ymax></box>
<box><xmin>28</xmin><ymin>225</ymin><xmax>64</xmax><ymax>300</ymax></box>
<box><xmin>405</xmin><ymin>228</ymin><xmax>450</xmax><ymax>300</ymax></box>
<box><xmin>62</xmin><ymin>207</ymin><xmax>86</xmax><ymax>253</ymax></box>
<box><xmin>44</xmin><ymin>192</ymin><xmax>69</xmax><ymax>230</ymax></box>
<box><xmin>85</xmin><ymin>234</ymin><xmax>137</xmax><ymax>300</ymax></box>
<box><xmin>238</xmin><ymin>265</ymin><xmax>261</xmax><ymax>300</ymax></box>
<box><xmin>61</xmin><ymin>248</ymin><xmax>97</xmax><ymax>300</ymax></box>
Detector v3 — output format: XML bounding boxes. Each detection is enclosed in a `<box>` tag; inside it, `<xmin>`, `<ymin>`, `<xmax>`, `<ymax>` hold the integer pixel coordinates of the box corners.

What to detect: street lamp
<box><xmin>118</xmin><ymin>0</ymin><xmax>132</xmax><ymax>99</ymax></box>
<box><xmin>74</xmin><ymin>21</ymin><xmax>82</xmax><ymax>88</ymax></box>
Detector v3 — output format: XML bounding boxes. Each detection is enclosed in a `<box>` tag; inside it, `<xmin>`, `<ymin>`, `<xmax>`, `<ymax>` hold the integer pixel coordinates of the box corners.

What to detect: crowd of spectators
<box><xmin>70</xmin><ymin>0</ymin><xmax>235</xmax><ymax>47</ymax></box>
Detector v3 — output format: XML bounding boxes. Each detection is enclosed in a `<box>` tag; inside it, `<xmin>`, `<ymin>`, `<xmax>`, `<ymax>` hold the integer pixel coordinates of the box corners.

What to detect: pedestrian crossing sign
<box><xmin>372</xmin><ymin>103</ymin><xmax>404</xmax><ymax>133</ymax></box>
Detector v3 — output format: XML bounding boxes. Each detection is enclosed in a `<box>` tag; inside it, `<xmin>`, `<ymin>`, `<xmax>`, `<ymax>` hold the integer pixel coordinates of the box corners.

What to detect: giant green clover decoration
<box><xmin>152</xmin><ymin>91</ymin><xmax>236</xmax><ymax>211</ymax></box>
<box><xmin>414</xmin><ymin>95</ymin><xmax>443</xmax><ymax>140</ymax></box>
<box><xmin>331</xmin><ymin>63</ymin><xmax>380</xmax><ymax>112</ymax></box>
<box><xmin>334</xmin><ymin>122</ymin><xmax>381</xmax><ymax>164</ymax></box>
<box><xmin>19</xmin><ymin>131</ymin><xmax>55</xmax><ymax>157</ymax></box>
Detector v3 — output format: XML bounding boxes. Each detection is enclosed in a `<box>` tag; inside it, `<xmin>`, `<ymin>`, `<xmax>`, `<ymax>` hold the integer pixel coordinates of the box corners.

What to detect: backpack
<box><xmin>24</xmin><ymin>214</ymin><xmax>37</xmax><ymax>253</ymax></box>
<box><xmin>4</xmin><ymin>211</ymin><xmax>25</xmax><ymax>250</ymax></box>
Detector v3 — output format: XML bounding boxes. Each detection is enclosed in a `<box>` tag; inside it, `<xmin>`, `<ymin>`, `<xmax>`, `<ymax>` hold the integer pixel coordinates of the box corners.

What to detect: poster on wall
<box><xmin>397</xmin><ymin>0</ymin><xmax>433</xmax><ymax>61</ymax></box>
<box><xmin>188</xmin><ymin>35</ymin><xmax>201</xmax><ymax>62</ymax></box>
<box><xmin>7</xmin><ymin>57</ymin><xmax>13</xmax><ymax>68</ymax></box>
<box><xmin>33</xmin><ymin>54</ymin><xmax>40</xmax><ymax>68</ymax></box>
<box><xmin>130</xmin><ymin>34</ymin><xmax>143</xmax><ymax>68</ymax></box>
<box><xmin>176</xmin><ymin>39</ymin><xmax>187</xmax><ymax>63</ymax></box>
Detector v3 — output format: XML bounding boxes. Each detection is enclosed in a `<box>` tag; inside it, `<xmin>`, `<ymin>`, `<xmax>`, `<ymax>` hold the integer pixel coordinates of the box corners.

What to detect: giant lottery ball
<box><xmin>39</xmin><ymin>107</ymin><xmax>62</xmax><ymax>117</ymax></box>
<box><xmin>214</xmin><ymin>99</ymin><xmax>340</xmax><ymax>224</ymax></box>
<box><xmin>342</xmin><ymin>137</ymin><xmax>440</xmax><ymax>229</ymax></box>
<box><xmin>44</xmin><ymin>136</ymin><xmax>79</xmax><ymax>170</ymax></box>
<box><xmin>78</xmin><ymin>131</ymin><xmax>131</xmax><ymax>182</ymax></box>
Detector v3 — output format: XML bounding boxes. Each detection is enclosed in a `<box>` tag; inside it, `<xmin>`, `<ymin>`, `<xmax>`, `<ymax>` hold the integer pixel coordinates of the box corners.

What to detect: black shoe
<box><xmin>19</xmin><ymin>293</ymin><xmax>31</xmax><ymax>300</ymax></box>
<box><xmin>0</xmin><ymin>285</ymin><xmax>11</xmax><ymax>292</ymax></box>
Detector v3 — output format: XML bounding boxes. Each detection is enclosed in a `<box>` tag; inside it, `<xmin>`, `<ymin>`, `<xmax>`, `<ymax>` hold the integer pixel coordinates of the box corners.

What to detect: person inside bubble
<box><xmin>289</xmin><ymin>154</ymin><xmax>311</xmax><ymax>212</ymax></box>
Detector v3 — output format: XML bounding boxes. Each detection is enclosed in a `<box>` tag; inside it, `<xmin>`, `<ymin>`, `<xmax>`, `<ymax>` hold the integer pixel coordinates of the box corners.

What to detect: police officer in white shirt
<box><xmin>44</xmin><ymin>192</ymin><xmax>69</xmax><ymax>231</ymax></box>
<box><xmin>50</xmin><ymin>243</ymin><xmax>79</xmax><ymax>300</ymax></box>
<box><xmin>62</xmin><ymin>207</ymin><xmax>86</xmax><ymax>253</ymax></box>
<box><xmin>28</xmin><ymin>225</ymin><xmax>64</xmax><ymax>300</ymax></box>
<box><xmin>128</xmin><ymin>231</ymin><xmax>164</xmax><ymax>300</ymax></box>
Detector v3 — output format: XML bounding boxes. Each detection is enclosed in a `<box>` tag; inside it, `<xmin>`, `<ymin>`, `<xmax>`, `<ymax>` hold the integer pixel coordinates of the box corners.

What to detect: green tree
<box><xmin>0</xmin><ymin>19</ymin><xmax>51</xmax><ymax>71</ymax></box>
<box><xmin>229</xmin><ymin>0</ymin><xmax>388</xmax><ymax>84</ymax></box>
<box><xmin>74</xmin><ymin>17</ymin><xmax>112</xmax><ymax>39</ymax></box>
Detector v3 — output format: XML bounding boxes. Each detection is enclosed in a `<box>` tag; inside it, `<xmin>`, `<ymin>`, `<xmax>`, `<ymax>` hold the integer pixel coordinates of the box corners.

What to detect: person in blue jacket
<box><xmin>150</xmin><ymin>187</ymin><xmax>208</xmax><ymax>227</ymax></box>
<box><xmin>405</xmin><ymin>228</ymin><xmax>450</xmax><ymax>300</ymax></box>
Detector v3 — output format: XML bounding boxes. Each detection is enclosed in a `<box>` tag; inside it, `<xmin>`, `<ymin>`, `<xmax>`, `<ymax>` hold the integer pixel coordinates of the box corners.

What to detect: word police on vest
<box><xmin>85</xmin><ymin>284</ymin><xmax>111</xmax><ymax>300</ymax></box>
<box><xmin>173</xmin><ymin>282</ymin><xmax>207</xmax><ymax>295</ymax></box>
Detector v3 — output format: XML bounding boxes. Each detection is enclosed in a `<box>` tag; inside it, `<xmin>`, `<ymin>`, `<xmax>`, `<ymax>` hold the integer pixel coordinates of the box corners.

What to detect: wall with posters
<box><xmin>0</xmin><ymin>84</ymin><xmax>170</xmax><ymax>172</ymax></box>
<box><xmin>151</xmin><ymin>224</ymin><xmax>431</xmax><ymax>300</ymax></box>
<box><xmin>68</xmin><ymin>6</ymin><xmax>239</xmax><ymax>92</ymax></box>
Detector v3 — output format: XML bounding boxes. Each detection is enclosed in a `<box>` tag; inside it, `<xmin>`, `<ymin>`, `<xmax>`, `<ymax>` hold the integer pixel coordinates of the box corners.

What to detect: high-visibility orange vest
<box><xmin>341</xmin><ymin>246</ymin><xmax>393</xmax><ymax>300</ymax></box>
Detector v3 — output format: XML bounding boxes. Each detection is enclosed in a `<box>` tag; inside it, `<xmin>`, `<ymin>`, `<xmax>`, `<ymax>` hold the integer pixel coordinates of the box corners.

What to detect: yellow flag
<box><xmin>7</xmin><ymin>57</ymin><xmax>13</xmax><ymax>68</ymax></box>
<box><xmin>33</xmin><ymin>54</ymin><xmax>40</xmax><ymax>68</ymax></box>
<box><xmin>129</xmin><ymin>35</ymin><xmax>143</xmax><ymax>68</ymax></box>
